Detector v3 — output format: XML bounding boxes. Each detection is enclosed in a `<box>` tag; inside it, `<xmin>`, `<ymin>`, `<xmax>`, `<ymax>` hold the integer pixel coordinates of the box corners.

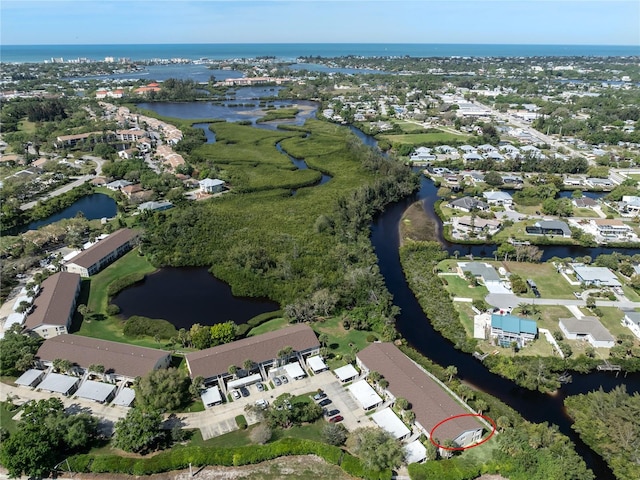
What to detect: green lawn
<box><xmin>379</xmin><ymin>131</ymin><xmax>471</xmax><ymax>146</ymax></box>
<box><xmin>573</xmin><ymin>208</ymin><xmax>599</xmax><ymax>218</ymax></box>
<box><xmin>313</xmin><ymin>317</ymin><xmax>372</xmax><ymax>369</ymax></box>
<box><xmin>443</xmin><ymin>275</ymin><xmax>489</xmax><ymax>301</ymax></box>
<box><xmin>593</xmin><ymin>307</ymin><xmax>629</xmax><ymax>340</ymax></box>
<box><xmin>621</xmin><ymin>284</ymin><xmax>640</xmax><ymax>302</ymax></box>
<box><xmin>74</xmin><ymin>250</ymin><xmax>162</xmax><ymax>348</ymax></box>
<box><xmin>502</xmin><ymin>261</ymin><xmax>578</xmax><ymax>299</ymax></box>
<box><xmin>249</xmin><ymin>317</ymin><xmax>290</xmax><ymax>336</ymax></box>
<box><xmin>390</xmin><ymin>120</ymin><xmax>429</xmax><ymax>134</ymax></box>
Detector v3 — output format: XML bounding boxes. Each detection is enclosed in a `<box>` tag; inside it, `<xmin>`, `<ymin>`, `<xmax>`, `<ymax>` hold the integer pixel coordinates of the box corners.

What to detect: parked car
<box><xmin>240</xmin><ymin>387</ymin><xmax>250</xmax><ymax>397</ymax></box>
<box><xmin>319</xmin><ymin>398</ymin><xmax>332</xmax><ymax>407</ymax></box>
<box><xmin>255</xmin><ymin>399</ymin><xmax>268</xmax><ymax>409</ymax></box>
<box><xmin>280</xmin><ymin>375</ymin><xmax>289</xmax><ymax>384</ymax></box>
<box><xmin>313</xmin><ymin>392</ymin><xmax>327</xmax><ymax>401</ymax></box>
<box><xmin>273</xmin><ymin>377</ymin><xmax>282</xmax><ymax>386</ymax></box>
<box><xmin>256</xmin><ymin>383</ymin><xmax>265</xmax><ymax>392</ymax></box>
<box><xmin>231</xmin><ymin>390</ymin><xmax>241</xmax><ymax>399</ymax></box>
<box><xmin>328</xmin><ymin>415</ymin><xmax>344</xmax><ymax>423</ymax></box>
<box><xmin>326</xmin><ymin>409</ymin><xmax>340</xmax><ymax>417</ymax></box>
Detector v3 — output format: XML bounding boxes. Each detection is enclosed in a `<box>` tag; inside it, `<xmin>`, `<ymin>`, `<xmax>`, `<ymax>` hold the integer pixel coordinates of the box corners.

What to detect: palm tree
<box><xmin>475</xmin><ymin>399</ymin><xmax>488</xmax><ymax>415</ymax></box>
<box><xmin>318</xmin><ymin>333</ymin><xmax>329</xmax><ymax>347</ymax></box>
<box><xmin>243</xmin><ymin>359</ymin><xmax>255</xmax><ymax>372</ymax></box>
<box><xmin>445</xmin><ymin>365</ymin><xmax>458</xmax><ymax>382</ymax></box>
<box><xmin>228</xmin><ymin>365</ymin><xmax>238</xmax><ymax>377</ymax></box>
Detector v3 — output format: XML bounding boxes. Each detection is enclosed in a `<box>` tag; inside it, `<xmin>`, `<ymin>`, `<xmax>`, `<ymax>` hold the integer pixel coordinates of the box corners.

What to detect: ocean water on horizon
<box><xmin>2</xmin><ymin>43</ymin><xmax>639</xmax><ymax>63</ymax></box>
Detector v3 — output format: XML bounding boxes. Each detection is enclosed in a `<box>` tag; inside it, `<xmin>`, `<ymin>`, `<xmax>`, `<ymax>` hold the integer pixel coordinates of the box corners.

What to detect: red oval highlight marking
<box><xmin>429</xmin><ymin>413</ymin><xmax>496</xmax><ymax>451</ymax></box>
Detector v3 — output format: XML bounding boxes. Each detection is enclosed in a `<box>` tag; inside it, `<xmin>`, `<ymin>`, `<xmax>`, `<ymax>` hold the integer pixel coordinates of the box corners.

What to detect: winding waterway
<box><xmin>369</xmin><ymin>165</ymin><xmax>640</xmax><ymax>480</ymax></box>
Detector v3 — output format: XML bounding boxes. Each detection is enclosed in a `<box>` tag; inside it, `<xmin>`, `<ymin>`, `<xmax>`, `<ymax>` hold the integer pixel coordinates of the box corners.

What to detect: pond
<box><xmin>137</xmin><ymin>99</ymin><xmax>318</xmax><ymax>129</ymax></box>
<box><xmin>10</xmin><ymin>193</ymin><xmax>117</xmax><ymax>235</ymax></box>
<box><xmin>112</xmin><ymin>267</ymin><xmax>279</xmax><ymax>330</ymax></box>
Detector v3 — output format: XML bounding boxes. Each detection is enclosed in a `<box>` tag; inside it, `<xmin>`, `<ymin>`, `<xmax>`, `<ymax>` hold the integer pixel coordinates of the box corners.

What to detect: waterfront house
<box><xmin>585</xmin><ymin>178</ymin><xmax>614</xmax><ymax>189</ymax></box>
<box><xmin>622</xmin><ymin>311</ymin><xmax>640</xmax><ymax>339</ymax></box>
<box><xmin>570</xmin><ymin>264</ymin><xmax>622</xmax><ymax>288</ymax></box>
<box><xmin>573</xmin><ymin>197</ymin><xmax>598</xmax><ymax>208</ymax></box>
<box><xmin>357</xmin><ymin>343</ymin><xmax>484</xmax><ymax>448</ymax></box>
<box><xmin>591</xmin><ymin>219</ymin><xmax>634</xmax><ymax>240</ymax></box>
<box><xmin>64</xmin><ymin>228</ymin><xmax>139</xmax><ymax>277</ymax></box>
<box><xmin>138</xmin><ymin>200</ymin><xmax>174</xmax><ymax>212</ymax></box>
<box><xmin>448</xmin><ymin>197</ymin><xmax>489</xmax><ymax>213</ymax></box>
<box><xmin>490</xmin><ymin>314</ymin><xmax>537</xmax><ymax>348</ymax></box>
<box><xmin>105</xmin><ymin>179</ymin><xmax>132</xmax><ymax>191</ymax></box>
<box><xmin>453</xmin><ymin>216</ymin><xmax>502</xmax><ymax>236</ymax></box>
<box><xmin>525</xmin><ymin>220</ymin><xmax>572</xmax><ymax>238</ymax></box>
<box><xmin>463</xmin><ymin>152</ymin><xmax>483</xmax><ymax>162</ymax></box>
<box><xmin>621</xmin><ymin>196</ymin><xmax>640</xmax><ymax>216</ymax></box>
<box><xmin>23</xmin><ymin>272</ymin><xmax>81</xmax><ymax>339</ymax></box>
<box><xmin>559</xmin><ymin>316</ymin><xmax>615</xmax><ymax>348</ymax></box>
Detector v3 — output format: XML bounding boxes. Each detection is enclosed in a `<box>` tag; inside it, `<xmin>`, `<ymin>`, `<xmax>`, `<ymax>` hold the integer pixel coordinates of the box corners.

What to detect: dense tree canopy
<box><xmin>565</xmin><ymin>386</ymin><xmax>640</xmax><ymax>480</ymax></box>
<box><xmin>134</xmin><ymin>367</ymin><xmax>191</xmax><ymax>412</ymax></box>
<box><xmin>0</xmin><ymin>324</ymin><xmax>42</xmax><ymax>376</ymax></box>
<box><xmin>0</xmin><ymin>398</ymin><xmax>99</xmax><ymax>478</ymax></box>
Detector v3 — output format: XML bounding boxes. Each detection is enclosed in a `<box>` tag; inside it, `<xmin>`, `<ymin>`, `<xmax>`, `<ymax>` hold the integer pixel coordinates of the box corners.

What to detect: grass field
<box><xmin>249</xmin><ymin>317</ymin><xmax>290</xmax><ymax>336</ymax></box>
<box><xmin>74</xmin><ymin>250</ymin><xmax>161</xmax><ymax>348</ymax></box>
<box><xmin>379</xmin><ymin>131</ymin><xmax>471</xmax><ymax>146</ymax></box>
<box><xmin>390</xmin><ymin>120</ymin><xmax>429</xmax><ymax>134</ymax></box>
<box><xmin>313</xmin><ymin>316</ymin><xmax>372</xmax><ymax>369</ymax></box>
<box><xmin>444</xmin><ymin>275</ymin><xmax>489</xmax><ymax>301</ymax></box>
<box><xmin>502</xmin><ymin>261</ymin><xmax>578</xmax><ymax>299</ymax></box>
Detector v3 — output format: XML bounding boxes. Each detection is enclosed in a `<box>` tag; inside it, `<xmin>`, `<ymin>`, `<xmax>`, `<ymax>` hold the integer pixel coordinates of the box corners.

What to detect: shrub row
<box><xmin>407</xmin><ymin>458</ymin><xmax>484</xmax><ymax>480</ymax></box>
<box><xmin>237</xmin><ymin>310</ymin><xmax>285</xmax><ymax>337</ymax></box>
<box><xmin>67</xmin><ymin>439</ymin><xmax>391</xmax><ymax>479</ymax></box>
<box><xmin>122</xmin><ymin>315</ymin><xmax>177</xmax><ymax>340</ymax></box>
<box><xmin>106</xmin><ymin>272</ymin><xmax>147</xmax><ymax>297</ymax></box>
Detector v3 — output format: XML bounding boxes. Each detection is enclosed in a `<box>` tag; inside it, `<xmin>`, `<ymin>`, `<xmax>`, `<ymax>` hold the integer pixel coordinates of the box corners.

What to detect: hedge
<box><xmin>407</xmin><ymin>458</ymin><xmax>483</xmax><ymax>480</ymax></box>
<box><xmin>106</xmin><ymin>272</ymin><xmax>147</xmax><ymax>297</ymax></box>
<box><xmin>66</xmin><ymin>438</ymin><xmax>391</xmax><ymax>479</ymax></box>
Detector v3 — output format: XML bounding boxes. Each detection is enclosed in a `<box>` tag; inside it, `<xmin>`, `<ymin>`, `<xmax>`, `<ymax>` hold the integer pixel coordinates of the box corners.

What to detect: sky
<box><xmin>1</xmin><ymin>0</ymin><xmax>639</xmax><ymax>46</ymax></box>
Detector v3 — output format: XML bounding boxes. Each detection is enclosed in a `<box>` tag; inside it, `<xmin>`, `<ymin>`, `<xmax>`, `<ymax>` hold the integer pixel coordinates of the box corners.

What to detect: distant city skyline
<box><xmin>1</xmin><ymin>1</ymin><xmax>639</xmax><ymax>47</ymax></box>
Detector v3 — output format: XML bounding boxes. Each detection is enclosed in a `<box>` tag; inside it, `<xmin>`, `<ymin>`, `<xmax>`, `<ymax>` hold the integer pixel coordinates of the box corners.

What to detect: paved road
<box><xmin>486</xmin><ymin>292</ymin><xmax>640</xmax><ymax>310</ymax></box>
<box><xmin>0</xmin><ymin>369</ymin><xmax>372</xmax><ymax>441</ymax></box>
<box><xmin>19</xmin><ymin>156</ymin><xmax>106</xmax><ymax>211</ymax></box>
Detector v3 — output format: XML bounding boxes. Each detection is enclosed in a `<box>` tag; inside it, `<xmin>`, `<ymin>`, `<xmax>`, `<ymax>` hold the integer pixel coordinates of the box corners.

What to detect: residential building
<box><xmin>490</xmin><ymin>314</ymin><xmax>537</xmax><ymax>348</ymax></box>
<box><xmin>105</xmin><ymin>179</ymin><xmax>133</xmax><ymax>191</ymax></box>
<box><xmin>347</xmin><ymin>380</ymin><xmax>384</xmax><ymax>411</ymax></box>
<box><xmin>621</xmin><ymin>196</ymin><xmax>640</xmax><ymax>216</ymax></box>
<box><xmin>23</xmin><ymin>272</ymin><xmax>81</xmax><ymax>339</ymax></box>
<box><xmin>571</xmin><ymin>264</ymin><xmax>622</xmax><ymax>287</ymax></box>
<box><xmin>622</xmin><ymin>311</ymin><xmax>640</xmax><ymax>339</ymax></box>
<box><xmin>184</xmin><ymin>324</ymin><xmax>320</xmax><ymax>387</ymax></box>
<box><xmin>525</xmin><ymin>220</ymin><xmax>572</xmax><ymax>238</ymax></box>
<box><xmin>447</xmin><ymin>197</ymin><xmax>489</xmax><ymax>213</ymax></box>
<box><xmin>371</xmin><ymin>408</ymin><xmax>411</xmax><ymax>440</ymax></box>
<box><xmin>64</xmin><ymin>228</ymin><xmax>139</xmax><ymax>277</ymax></box>
<box><xmin>54</xmin><ymin>131</ymin><xmax>103</xmax><ymax>148</ymax></box>
<box><xmin>357</xmin><ymin>343</ymin><xmax>484</xmax><ymax>448</ymax></box>
<box><xmin>458</xmin><ymin>262</ymin><xmax>502</xmax><ymax>287</ymax></box>
<box><xmin>483</xmin><ymin>191</ymin><xmax>513</xmax><ymax>205</ymax></box>
<box><xmin>199</xmin><ymin>178</ymin><xmax>225</xmax><ymax>194</ymax></box>
<box><xmin>573</xmin><ymin>197</ymin><xmax>598</xmax><ymax>208</ymax></box>
<box><xmin>453</xmin><ymin>216</ymin><xmax>501</xmax><ymax>236</ymax></box>
<box><xmin>559</xmin><ymin>316</ymin><xmax>615</xmax><ymax>348</ymax></box>
<box><xmin>591</xmin><ymin>219</ymin><xmax>634</xmax><ymax>240</ymax></box>
<box><xmin>36</xmin><ymin>334</ymin><xmax>171</xmax><ymax>382</ymax></box>
<box><xmin>463</xmin><ymin>152</ymin><xmax>483</xmax><ymax>162</ymax></box>
<box><xmin>585</xmin><ymin>178</ymin><xmax>614</xmax><ymax>188</ymax></box>
<box><xmin>138</xmin><ymin>200</ymin><xmax>174</xmax><ymax>212</ymax></box>
<box><xmin>116</xmin><ymin>129</ymin><xmax>146</xmax><ymax>142</ymax></box>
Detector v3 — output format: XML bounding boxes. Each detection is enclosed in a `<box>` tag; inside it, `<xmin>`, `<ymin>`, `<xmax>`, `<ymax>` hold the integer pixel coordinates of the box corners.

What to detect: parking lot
<box><xmin>190</xmin><ymin>370</ymin><xmax>372</xmax><ymax>440</ymax></box>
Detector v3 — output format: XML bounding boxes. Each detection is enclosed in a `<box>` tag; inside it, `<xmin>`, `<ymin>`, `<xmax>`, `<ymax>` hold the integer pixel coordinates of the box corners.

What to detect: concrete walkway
<box><xmin>539</xmin><ymin>328</ymin><xmax>565</xmax><ymax>358</ymax></box>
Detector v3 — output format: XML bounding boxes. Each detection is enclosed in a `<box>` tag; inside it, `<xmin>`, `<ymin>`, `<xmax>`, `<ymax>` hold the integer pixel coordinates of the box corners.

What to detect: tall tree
<box><xmin>113</xmin><ymin>408</ymin><xmax>163</xmax><ymax>454</ymax></box>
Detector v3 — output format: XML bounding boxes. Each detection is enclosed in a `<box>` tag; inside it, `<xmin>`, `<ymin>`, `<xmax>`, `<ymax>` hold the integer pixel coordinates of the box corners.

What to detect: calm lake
<box><xmin>112</xmin><ymin>267</ymin><xmax>279</xmax><ymax>329</ymax></box>
<box><xmin>10</xmin><ymin>193</ymin><xmax>116</xmax><ymax>235</ymax></box>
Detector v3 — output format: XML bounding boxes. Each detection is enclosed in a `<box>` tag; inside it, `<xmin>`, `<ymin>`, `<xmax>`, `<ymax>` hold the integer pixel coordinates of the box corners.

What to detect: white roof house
<box><xmin>483</xmin><ymin>191</ymin><xmax>513</xmax><ymax>204</ymax></box>
<box><xmin>199</xmin><ymin>178</ymin><xmax>225</xmax><ymax>193</ymax></box>
<box><xmin>38</xmin><ymin>373</ymin><xmax>79</xmax><ymax>396</ymax></box>
<box><xmin>307</xmin><ymin>355</ymin><xmax>328</xmax><ymax>373</ymax></box>
<box><xmin>75</xmin><ymin>380</ymin><xmax>117</xmax><ymax>403</ymax></box>
<box><xmin>404</xmin><ymin>440</ymin><xmax>428</xmax><ymax>464</ymax></box>
<box><xmin>348</xmin><ymin>380</ymin><xmax>383</xmax><ymax>410</ymax></box>
<box><xmin>559</xmin><ymin>316</ymin><xmax>615</xmax><ymax>348</ymax></box>
<box><xmin>283</xmin><ymin>362</ymin><xmax>306</xmax><ymax>379</ymax></box>
<box><xmin>201</xmin><ymin>386</ymin><xmax>223</xmax><ymax>407</ymax></box>
<box><xmin>112</xmin><ymin>387</ymin><xmax>136</xmax><ymax>407</ymax></box>
<box><xmin>227</xmin><ymin>373</ymin><xmax>262</xmax><ymax>390</ymax></box>
<box><xmin>622</xmin><ymin>311</ymin><xmax>640</xmax><ymax>340</ymax></box>
<box><xmin>571</xmin><ymin>265</ymin><xmax>622</xmax><ymax>287</ymax></box>
<box><xmin>371</xmin><ymin>407</ymin><xmax>411</xmax><ymax>440</ymax></box>
<box><xmin>14</xmin><ymin>369</ymin><xmax>45</xmax><ymax>388</ymax></box>
<box><xmin>334</xmin><ymin>364</ymin><xmax>359</xmax><ymax>382</ymax></box>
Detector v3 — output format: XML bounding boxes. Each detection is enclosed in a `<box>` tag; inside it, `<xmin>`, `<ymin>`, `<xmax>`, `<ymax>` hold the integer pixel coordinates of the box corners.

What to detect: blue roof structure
<box><xmin>491</xmin><ymin>314</ymin><xmax>537</xmax><ymax>335</ymax></box>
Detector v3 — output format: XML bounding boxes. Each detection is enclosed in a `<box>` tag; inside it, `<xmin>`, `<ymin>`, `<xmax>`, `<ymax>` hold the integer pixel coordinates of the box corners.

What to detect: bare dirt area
<box><xmin>58</xmin><ymin>456</ymin><xmax>354</xmax><ymax>480</ymax></box>
<box><xmin>476</xmin><ymin>475</ymin><xmax>510</xmax><ymax>480</ymax></box>
<box><xmin>399</xmin><ymin>200</ymin><xmax>439</xmax><ymax>246</ymax></box>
